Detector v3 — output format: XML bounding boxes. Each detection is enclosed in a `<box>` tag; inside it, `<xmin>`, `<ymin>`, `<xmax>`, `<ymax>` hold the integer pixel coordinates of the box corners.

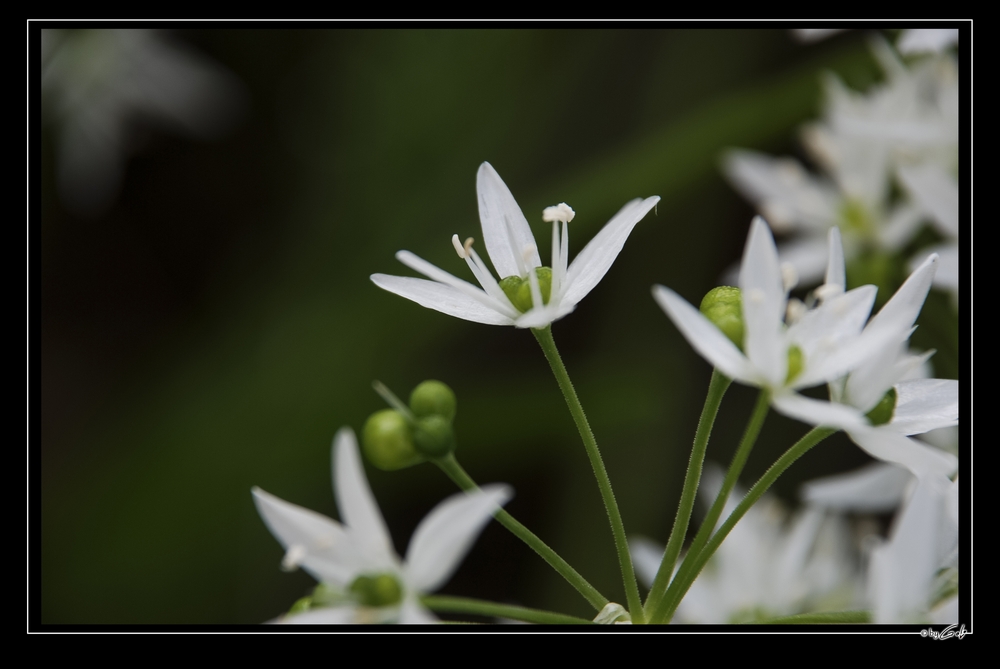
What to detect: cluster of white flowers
<box><xmin>723</xmin><ymin>34</ymin><xmax>958</xmax><ymax>298</ymax></box>
<box><xmin>254</xmin><ymin>156</ymin><xmax>959</xmax><ymax>625</ymax></box>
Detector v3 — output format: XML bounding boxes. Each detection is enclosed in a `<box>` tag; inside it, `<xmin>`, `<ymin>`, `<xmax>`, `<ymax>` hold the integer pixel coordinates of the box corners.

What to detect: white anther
<box><xmin>313</xmin><ymin>535</ymin><xmax>334</xmax><ymax>550</ymax></box>
<box><xmin>748</xmin><ymin>288</ymin><xmax>765</xmax><ymax>304</ymax></box>
<box><xmin>813</xmin><ymin>283</ymin><xmax>843</xmax><ymax>304</ymax></box>
<box><xmin>281</xmin><ymin>544</ymin><xmax>307</xmax><ymax>572</ymax></box>
<box><xmin>522</xmin><ymin>244</ymin><xmax>538</xmax><ymax>263</ymax></box>
<box><xmin>542</xmin><ymin>202</ymin><xmax>575</xmax><ymax>224</ymax></box>
<box><xmin>786</xmin><ymin>298</ymin><xmax>807</xmax><ymax>325</ymax></box>
<box><xmin>781</xmin><ymin>262</ymin><xmax>799</xmax><ymax>292</ymax></box>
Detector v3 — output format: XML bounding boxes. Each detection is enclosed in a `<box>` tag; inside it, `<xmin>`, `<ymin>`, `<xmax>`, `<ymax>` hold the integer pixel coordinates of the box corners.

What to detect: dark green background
<box><xmin>40</xmin><ymin>28</ymin><xmax>951</xmax><ymax>623</ymax></box>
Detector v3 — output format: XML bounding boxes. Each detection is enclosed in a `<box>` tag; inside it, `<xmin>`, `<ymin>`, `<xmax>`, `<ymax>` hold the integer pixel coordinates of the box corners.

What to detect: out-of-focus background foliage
<box><xmin>39</xmin><ymin>28</ymin><xmax>956</xmax><ymax>623</ymax></box>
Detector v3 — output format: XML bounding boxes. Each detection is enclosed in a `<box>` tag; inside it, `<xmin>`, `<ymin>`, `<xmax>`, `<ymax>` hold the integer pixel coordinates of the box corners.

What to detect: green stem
<box><xmin>654</xmin><ymin>425</ymin><xmax>836</xmax><ymax>624</ymax></box>
<box><xmin>435</xmin><ymin>454</ymin><xmax>608</xmax><ymax>611</ymax></box>
<box><xmin>649</xmin><ymin>388</ymin><xmax>770</xmax><ymax>624</ymax></box>
<box><xmin>422</xmin><ymin>595</ymin><xmax>592</xmax><ymax>624</ymax></box>
<box><xmin>532</xmin><ymin>325</ymin><xmax>645</xmax><ymax>624</ymax></box>
<box><xmin>758</xmin><ymin>610</ymin><xmax>871</xmax><ymax>624</ymax></box>
<box><xmin>643</xmin><ymin>368</ymin><xmax>731</xmax><ymax>617</ymax></box>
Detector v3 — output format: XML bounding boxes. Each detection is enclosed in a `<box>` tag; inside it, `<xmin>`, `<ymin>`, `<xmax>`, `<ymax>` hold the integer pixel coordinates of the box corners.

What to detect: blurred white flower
<box><xmin>654</xmin><ymin>219</ymin><xmax>897</xmax><ymax>431</ymax></box>
<box><xmin>822</xmin><ymin>239</ymin><xmax>958</xmax><ymax>478</ymax></box>
<box><xmin>632</xmin><ymin>466</ymin><xmax>859</xmax><ymax>623</ymax></box>
<box><xmin>253</xmin><ymin>427</ymin><xmax>511</xmax><ymax>624</ymax></box>
<box><xmin>898</xmin><ymin>163</ymin><xmax>959</xmax><ymax>299</ymax></box>
<box><xmin>897</xmin><ymin>28</ymin><xmax>959</xmax><ymax>55</ymax></box>
<box><xmin>868</xmin><ymin>474</ymin><xmax>958</xmax><ymax>623</ymax></box>
<box><xmin>723</xmin><ymin>38</ymin><xmax>958</xmax><ymax>286</ymax></box>
<box><xmin>42</xmin><ymin>29</ymin><xmax>245</xmax><ymax>216</ymax></box>
<box><xmin>371</xmin><ymin>162</ymin><xmax>659</xmax><ymax>329</ymax></box>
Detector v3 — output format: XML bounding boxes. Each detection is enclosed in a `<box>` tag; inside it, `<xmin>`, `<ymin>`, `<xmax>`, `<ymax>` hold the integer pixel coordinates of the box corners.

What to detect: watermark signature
<box><xmin>921</xmin><ymin>623</ymin><xmax>967</xmax><ymax>640</ymax></box>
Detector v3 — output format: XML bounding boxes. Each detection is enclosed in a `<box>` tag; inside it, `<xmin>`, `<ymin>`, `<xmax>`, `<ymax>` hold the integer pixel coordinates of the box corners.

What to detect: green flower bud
<box><xmin>700</xmin><ymin>286</ymin><xmax>744</xmax><ymax>348</ymax></box>
<box><xmin>499</xmin><ymin>267</ymin><xmax>553</xmax><ymax>313</ymax></box>
<box><xmin>409</xmin><ymin>379</ymin><xmax>457</xmax><ymax>422</ymax></box>
<box><xmin>840</xmin><ymin>198</ymin><xmax>875</xmax><ymax>236</ymax></box>
<box><xmin>361</xmin><ymin>409</ymin><xmax>423</xmax><ymax>471</ymax></box>
<box><xmin>349</xmin><ymin>573</ymin><xmax>404</xmax><ymax>607</ymax></box>
<box><xmin>413</xmin><ymin>414</ymin><xmax>456</xmax><ymax>458</ymax></box>
<box><xmin>865</xmin><ymin>387</ymin><xmax>897</xmax><ymax>427</ymax></box>
<box><xmin>785</xmin><ymin>345</ymin><xmax>804</xmax><ymax>384</ymax></box>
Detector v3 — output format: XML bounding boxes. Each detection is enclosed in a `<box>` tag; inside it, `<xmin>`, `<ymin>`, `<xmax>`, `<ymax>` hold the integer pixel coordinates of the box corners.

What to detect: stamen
<box><xmin>451</xmin><ymin>234</ymin><xmax>466</xmax><ymax>258</ymax></box>
<box><xmin>542</xmin><ymin>202</ymin><xmax>575</xmax><ymax>224</ymax></box>
<box><xmin>464</xmin><ymin>237</ymin><xmax>475</xmax><ymax>257</ymax></box>
<box><xmin>786</xmin><ymin>298</ymin><xmax>807</xmax><ymax>325</ymax></box>
<box><xmin>813</xmin><ymin>283</ymin><xmax>843</xmax><ymax>304</ymax></box>
<box><xmin>281</xmin><ymin>544</ymin><xmax>307</xmax><ymax>572</ymax></box>
<box><xmin>780</xmin><ymin>262</ymin><xmax>799</xmax><ymax>292</ymax></box>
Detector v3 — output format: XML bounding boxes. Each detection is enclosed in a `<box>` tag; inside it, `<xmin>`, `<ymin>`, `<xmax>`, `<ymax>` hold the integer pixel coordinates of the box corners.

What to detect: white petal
<box><xmin>863</xmin><ymin>253</ymin><xmax>937</xmax><ymax>341</ymax></box>
<box><xmin>395</xmin><ymin>250</ymin><xmax>519</xmax><ymax>317</ymax></box>
<box><xmin>651</xmin><ymin>285</ymin><xmax>758</xmax><ymax>384</ymax></box>
<box><xmin>629</xmin><ymin>536</ymin><xmax>666</xmax><ymax>587</ymax></box>
<box><xmin>848</xmin><ymin>426</ymin><xmax>958</xmax><ymax>478</ymax></box>
<box><xmin>879</xmin><ymin>202</ymin><xmax>925</xmax><ymax>251</ymax></box>
<box><xmin>279</xmin><ymin>606</ymin><xmax>358</xmax><ymax>624</ymax></box>
<box><xmin>561</xmin><ymin>196</ymin><xmax>660</xmax><ymax>306</ymax></box>
<box><xmin>740</xmin><ymin>217</ymin><xmax>787</xmax><ymax>387</ymax></box>
<box><xmin>370</xmin><ymin>274</ymin><xmax>515</xmax><ymax>326</ymax></box>
<box><xmin>251</xmin><ymin>487</ymin><xmax>361</xmax><ymax>586</ymax></box>
<box><xmin>789</xmin><ymin>285</ymin><xmax>877</xmax><ymax>387</ymax></box>
<box><xmin>333</xmin><ymin>428</ymin><xmax>397</xmax><ymax>567</ymax></box>
<box><xmin>870</xmin><ymin>474</ymin><xmax>952</xmax><ymax>623</ymax></box>
<box><xmin>771</xmin><ymin>392</ymin><xmax>868</xmax><ymax>431</ymax></box>
<box><xmin>897</xmin><ymin>28</ymin><xmax>958</xmax><ymax>55</ymax></box>
<box><xmin>890</xmin><ymin>379</ymin><xmax>959</xmax><ymax>435</ymax></box>
<box><xmin>844</xmin><ymin>338</ymin><xmax>931</xmax><ymax>412</ymax></box>
<box><xmin>800</xmin><ymin>462</ymin><xmax>912</xmax><ymax>512</ymax></box>
<box><xmin>824</xmin><ymin>226</ymin><xmax>845</xmax><ymax>293</ymax></box>
<box><xmin>476</xmin><ymin>162</ymin><xmax>539</xmax><ymax>278</ymax></box>
<box><xmin>897</xmin><ymin>163</ymin><xmax>958</xmax><ymax>237</ymax></box>
<box><xmin>721</xmin><ymin>149</ymin><xmax>838</xmax><ymax>232</ymax></box>
<box><xmin>398</xmin><ymin>598</ymin><xmax>438</xmax><ymax>624</ymax></box>
<box><xmin>404</xmin><ymin>484</ymin><xmax>512</xmax><ymax>593</ymax></box>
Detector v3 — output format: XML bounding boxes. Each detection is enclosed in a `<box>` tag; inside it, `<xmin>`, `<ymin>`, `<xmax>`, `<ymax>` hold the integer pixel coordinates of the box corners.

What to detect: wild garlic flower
<box><xmin>371</xmin><ymin>162</ymin><xmax>659</xmax><ymax>329</ymax></box>
<box><xmin>868</xmin><ymin>473</ymin><xmax>958</xmax><ymax>623</ymax></box>
<box><xmin>253</xmin><ymin>428</ymin><xmax>511</xmax><ymax>623</ymax></box>
<box><xmin>632</xmin><ymin>466</ymin><xmax>858</xmax><ymax>623</ymax></box>
<box><xmin>654</xmin><ymin>218</ymin><xmax>894</xmax><ymax>431</ymax></box>
<box><xmin>822</xmin><ymin>239</ymin><xmax>958</xmax><ymax>479</ymax></box>
<box><xmin>723</xmin><ymin>38</ymin><xmax>957</xmax><ymax>286</ymax></box>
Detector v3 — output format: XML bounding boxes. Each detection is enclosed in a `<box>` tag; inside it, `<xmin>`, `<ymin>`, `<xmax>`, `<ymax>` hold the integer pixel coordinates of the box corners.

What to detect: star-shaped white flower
<box><xmin>252</xmin><ymin>427</ymin><xmax>511</xmax><ymax>624</ymax></box>
<box><xmin>821</xmin><ymin>243</ymin><xmax>958</xmax><ymax>478</ymax></box>
<box><xmin>654</xmin><ymin>218</ymin><xmax>893</xmax><ymax>430</ymax></box>
<box><xmin>371</xmin><ymin>162</ymin><xmax>659</xmax><ymax>329</ymax></box>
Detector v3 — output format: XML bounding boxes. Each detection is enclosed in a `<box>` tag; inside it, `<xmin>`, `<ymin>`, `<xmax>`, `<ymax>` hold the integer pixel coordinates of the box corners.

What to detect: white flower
<box><xmin>632</xmin><ymin>466</ymin><xmax>858</xmax><ymax>623</ymax></box>
<box><xmin>821</xmin><ymin>240</ymin><xmax>958</xmax><ymax>478</ymax></box>
<box><xmin>371</xmin><ymin>162</ymin><xmax>659</xmax><ymax>329</ymax></box>
<box><xmin>722</xmin><ymin>39</ymin><xmax>957</xmax><ymax>286</ymax></box>
<box><xmin>654</xmin><ymin>218</ymin><xmax>893</xmax><ymax>430</ymax></box>
<box><xmin>898</xmin><ymin>163</ymin><xmax>959</xmax><ymax>299</ymax></box>
<box><xmin>42</xmin><ymin>29</ymin><xmax>244</xmax><ymax>216</ymax></box>
<box><xmin>868</xmin><ymin>474</ymin><xmax>958</xmax><ymax>623</ymax></box>
<box><xmin>252</xmin><ymin>427</ymin><xmax>511</xmax><ymax>624</ymax></box>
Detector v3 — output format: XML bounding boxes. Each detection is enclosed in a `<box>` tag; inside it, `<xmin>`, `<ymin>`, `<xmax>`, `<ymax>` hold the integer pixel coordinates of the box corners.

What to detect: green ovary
<box><xmin>499</xmin><ymin>267</ymin><xmax>553</xmax><ymax>313</ymax></box>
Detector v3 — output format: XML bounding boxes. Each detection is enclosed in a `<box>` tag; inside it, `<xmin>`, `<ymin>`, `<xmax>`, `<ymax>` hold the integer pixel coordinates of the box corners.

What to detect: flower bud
<box><xmin>361</xmin><ymin>409</ymin><xmax>423</xmax><ymax>471</ymax></box>
<box><xmin>865</xmin><ymin>387</ymin><xmax>897</xmax><ymax>426</ymax></box>
<box><xmin>349</xmin><ymin>573</ymin><xmax>404</xmax><ymax>607</ymax></box>
<box><xmin>700</xmin><ymin>286</ymin><xmax>744</xmax><ymax>348</ymax></box>
<box><xmin>499</xmin><ymin>267</ymin><xmax>553</xmax><ymax>313</ymax></box>
<box><xmin>413</xmin><ymin>414</ymin><xmax>456</xmax><ymax>458</ymax></box>
<box><xmin>409</xmin><ymin>379</ymin><xmax>457</xmax><ymax>422</ymax></box>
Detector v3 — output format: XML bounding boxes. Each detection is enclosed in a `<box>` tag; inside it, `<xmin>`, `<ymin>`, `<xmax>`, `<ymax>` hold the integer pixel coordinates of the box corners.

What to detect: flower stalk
<box><xmin>532</xmin><ymin>325</ymin><xmax>645</xmax><ymax>623</ymax></box>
